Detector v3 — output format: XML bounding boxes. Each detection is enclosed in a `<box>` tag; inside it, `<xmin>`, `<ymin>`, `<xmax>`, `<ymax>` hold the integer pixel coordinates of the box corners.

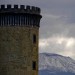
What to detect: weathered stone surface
<box><xmin>0</xmin><ymin>26</ymin><xmax>39</xmax><ymax>75</ymax></box>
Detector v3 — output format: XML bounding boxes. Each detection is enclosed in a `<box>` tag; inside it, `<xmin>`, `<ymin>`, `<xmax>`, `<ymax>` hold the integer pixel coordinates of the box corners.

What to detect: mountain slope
<box><xmin>39</xmin><ymin>53</ymin><xmax>75</xmax><ymax>75</ymax></box>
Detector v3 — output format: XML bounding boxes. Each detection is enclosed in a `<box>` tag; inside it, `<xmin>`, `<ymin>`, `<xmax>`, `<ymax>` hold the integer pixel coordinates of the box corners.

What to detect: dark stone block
<box><xmin>1</xmin><ymin>5</ymin><xmax>5</xmax><ymax>9</ymax></box>
<box><xmin>7</xmin><ymin>5</ymin><xmax>11</xmax><ymax>9</ymax></box>
<box><xmin>20</xmin><ymin>5</ymin><xmax>25</xmax><ymax>9</ymax></box>
<box><xmin>14</xmin><ymin>5</ymin><xmax>18</xmax><ymax>9</ymax></box>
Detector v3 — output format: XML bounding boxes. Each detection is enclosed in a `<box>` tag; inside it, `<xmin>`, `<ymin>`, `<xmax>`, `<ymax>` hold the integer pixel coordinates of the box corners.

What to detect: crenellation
<box><xmin>1</xmin><ymin>5</ymin><xmax>5</xmax><ymax>9</ymax></box>
<box><xmin>26</xmin><ymin>5</ymin><xmax>30</xmax><ymax>10</ymax></box>
<box><xmin>37</xmin><ymin>8</ymin><xmax>40</xmax><ymax>13</ymax></box>
<box><xmin>20</xmin><ymin>5</ymin><xmax>25</xmax><ymax>9</ymax></box>
<box><xmin>32</xmin><ymin>6</ymin><xmax>36</xmax><ymax>11</ymax></box>
<box><xmin>0</xmin><ymin>5</ymin><xmax>42</xmax><ymax>27</ymax></box>
<box><xmin>7</xmin><ymin>5</ymin><xmax>11</xmax><ymax>9</ymax></box>
<box><xmin>14</xmin><ymin>5</ymin><xmax>18</xmax><ymax>9</ymax></box>
<box><xmin>0</xmin><ymin>5</ymin><xmax>41</xmax><ymax>14</ymax></box>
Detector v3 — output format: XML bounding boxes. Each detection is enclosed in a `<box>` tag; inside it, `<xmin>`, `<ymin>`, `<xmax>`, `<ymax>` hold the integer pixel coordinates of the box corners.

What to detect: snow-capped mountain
<box><xmin>39</xmin><ymin>53</ymin><xmax>75</xmax><ymax>75</ymax></box>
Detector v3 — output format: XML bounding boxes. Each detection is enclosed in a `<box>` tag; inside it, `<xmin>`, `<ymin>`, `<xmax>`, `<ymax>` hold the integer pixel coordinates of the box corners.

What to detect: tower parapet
<box><xmin>0</xmin><ymin>4</ymin><xmax>42</xmax><ymax>75</ymax></box>
<box><xmin>0</xmin><ymin>4</ymin><xmax>42</xmax><ymax>27</ymax></box>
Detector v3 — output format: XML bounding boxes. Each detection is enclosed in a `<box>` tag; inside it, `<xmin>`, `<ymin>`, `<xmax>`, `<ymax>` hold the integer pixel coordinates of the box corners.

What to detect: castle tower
<box><xmin>0</xmin><ymin>5</ymin><xmax>42</xmax><ymax>75</ymax></box>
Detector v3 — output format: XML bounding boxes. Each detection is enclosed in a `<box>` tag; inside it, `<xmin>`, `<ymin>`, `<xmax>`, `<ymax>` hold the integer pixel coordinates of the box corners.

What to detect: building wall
<box><xmin>0</xmin><ymin>26</ymin><xmax>39</xmax><ymax>75</ymax></box>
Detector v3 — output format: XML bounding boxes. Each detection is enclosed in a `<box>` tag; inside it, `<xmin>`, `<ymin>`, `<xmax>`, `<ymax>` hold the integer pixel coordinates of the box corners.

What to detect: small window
<box><xmin>32</xmin><ymin>61</ymin><xmax>36</xmax><ymax>70</ymax></box>
<box><xmin>33</xmin><ymin>34</ymin><xmax>36</xmax><ymax>44</ymax></box>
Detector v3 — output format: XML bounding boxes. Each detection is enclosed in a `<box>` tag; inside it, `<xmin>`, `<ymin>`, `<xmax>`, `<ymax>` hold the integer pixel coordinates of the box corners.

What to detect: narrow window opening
<box><xmin>33</xmin><ymin>34</ymin><xmax>36</xmax><ymax>44</ymax></box>
<box><xmin>32</xmin><ymin>61</ymin><xmax>36</xmax><ymax>70</ymax></box>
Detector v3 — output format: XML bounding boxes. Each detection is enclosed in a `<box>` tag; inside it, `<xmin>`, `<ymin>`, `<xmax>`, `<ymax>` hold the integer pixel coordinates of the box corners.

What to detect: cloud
<box><xmin>40</xmin><ymin>11</ymin><xmax>75</xmax><ymax>39</ymax></box>
<box><xmin>39</xmin><ymin>35</ymin><xmax>75</xmax><ymax>59</ymax></box>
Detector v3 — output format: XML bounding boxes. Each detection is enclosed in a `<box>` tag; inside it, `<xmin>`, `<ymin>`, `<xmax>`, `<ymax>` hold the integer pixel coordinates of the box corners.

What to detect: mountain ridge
<box><xmin>40</xmin><ymin>52</ymin><xmax>71</xmax><ymax>57</ymax></box>
<box><xmin>39</xmin><ymin>53</ymin><xmax>75</xmax><ymax>75</ymax></box>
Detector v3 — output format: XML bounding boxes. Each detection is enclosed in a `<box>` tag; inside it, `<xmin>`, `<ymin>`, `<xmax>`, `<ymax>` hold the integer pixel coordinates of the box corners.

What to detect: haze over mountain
<box><xmin>39</xmin><ymin>53</ymin><xmax>75</xmax><ymax>75</ymax></box>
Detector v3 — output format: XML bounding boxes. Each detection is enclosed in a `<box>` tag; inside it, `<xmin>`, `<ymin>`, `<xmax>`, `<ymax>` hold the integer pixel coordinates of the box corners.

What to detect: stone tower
<box><xmin>0</xmin><ymin>5</ymin><xmax>42</xmax><ymax>75</ymax></box>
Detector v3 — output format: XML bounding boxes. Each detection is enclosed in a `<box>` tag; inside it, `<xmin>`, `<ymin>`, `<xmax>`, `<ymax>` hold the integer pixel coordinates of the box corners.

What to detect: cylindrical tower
<box><xmin>0</xmin><ymin>5</ymin><xmax>42</xmax><ymax>75</ymax></box>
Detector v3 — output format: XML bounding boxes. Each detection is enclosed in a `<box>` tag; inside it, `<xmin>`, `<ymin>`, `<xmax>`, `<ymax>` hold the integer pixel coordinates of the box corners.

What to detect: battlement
<box><xmin>0</xmin><ymin>4</ymin><xmax>41</xmax><ymax>14</ymax></box>
<box><xmin>0</xmin><ymin>4</ymin><xmax>42</xmax><ymax>27</ymax></box>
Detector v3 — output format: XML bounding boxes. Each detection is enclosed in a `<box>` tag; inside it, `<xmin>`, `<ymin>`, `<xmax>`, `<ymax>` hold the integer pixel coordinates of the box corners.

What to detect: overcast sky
<box><xmin>0</xmin><ymin>0</ymin><xmax>75</xmax><ymax>59</ymax></box>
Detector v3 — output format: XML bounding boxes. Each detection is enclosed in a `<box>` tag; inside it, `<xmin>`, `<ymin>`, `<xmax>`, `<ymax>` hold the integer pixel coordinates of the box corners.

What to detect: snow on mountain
<box><xmin>39</xmin><ymin>53</ymin><xmax>75</xmax><ymax>75</ymax></box>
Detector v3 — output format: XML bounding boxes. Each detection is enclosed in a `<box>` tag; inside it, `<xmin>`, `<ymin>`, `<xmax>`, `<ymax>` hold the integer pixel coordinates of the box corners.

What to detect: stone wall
<box><xmin>0</xmin><ymin>26</ymin><xmax>39</xmax><ymax>75</ymax></box>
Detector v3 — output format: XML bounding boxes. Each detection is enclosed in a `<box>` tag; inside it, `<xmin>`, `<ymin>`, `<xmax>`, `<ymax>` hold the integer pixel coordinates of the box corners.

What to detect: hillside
<box><xmin>39</xmin><ymin>53</ymin><xmax>75</xmax><ymax>75</ymax></box>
